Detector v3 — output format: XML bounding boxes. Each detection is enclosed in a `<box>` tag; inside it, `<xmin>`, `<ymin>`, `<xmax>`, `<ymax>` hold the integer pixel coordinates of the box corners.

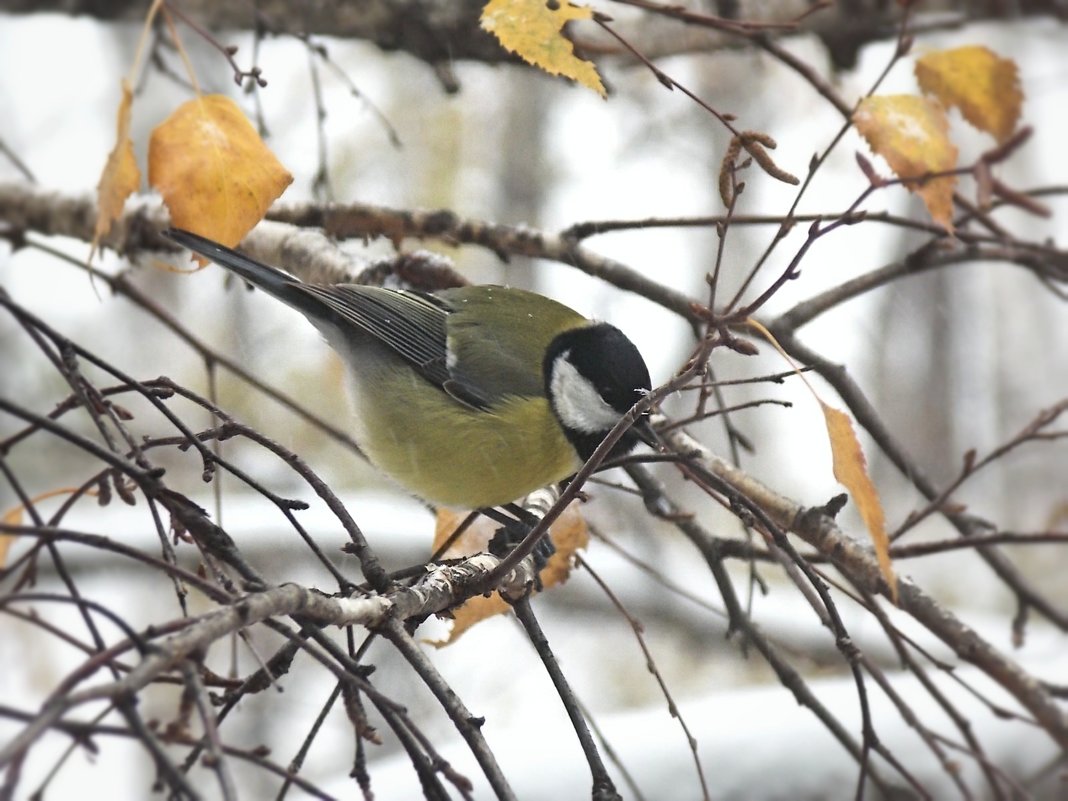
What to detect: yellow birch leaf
<box><xmin>429</xmin><ymin>503</ymin><xmax>588</xmax><ymax>646</ymax></box>
<box><xmin>91</xmin><ymin>79</ymin><xmax>141</xmax><ymax>258</ymax></box>
<box><xmin>1</xmin><ymin>487</ymin><xmax>98</xmax><ymax>568</ymax></box>
<box><xmin>481</xmin><ymin>0</ymin><xmax>606</xmax><ymax>97</ymax></box>
<box><xmin>534</xmin><ymin>504</ymin><xmax>588</xmax><ymax>588</ymax></box>
<box><xmin>820</xmin><ymin>401</ymin><xmax>897</xmax><ymax>603</ymax></box>
<box><xmin>437</xmin><ymin>592</ymin><xmax>510</xmax><ymax>645</ymax></box>
<box><xmin>148</xmin><ymin>95</ymin><xmax>292</xmax><ymax>251</ymax></box>
<box><xmin>746</xmin><ymin>318</ymin><xmax>898</xmax><ymax>604</ymax></box>
<box><xmin>0</xmin><ymin>504</ymin><xmax>20</xmax><ymax>569</ymax></box>
<box><xmin>854</xmin><ymin>95</ymin><xmax>958</xmax><ymax>233</ymax></box>
<box><xmin>915</xmin><ymin>46</ymin><xmax>1022</xmax><ymax>143</ymax></box>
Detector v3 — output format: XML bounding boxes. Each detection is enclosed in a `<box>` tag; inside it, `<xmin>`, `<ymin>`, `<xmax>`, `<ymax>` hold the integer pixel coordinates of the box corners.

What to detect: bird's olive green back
<box><xmin>438</xmin><ymin>285</ymin><xmax>589</xmax><ymax>403</ymax></box>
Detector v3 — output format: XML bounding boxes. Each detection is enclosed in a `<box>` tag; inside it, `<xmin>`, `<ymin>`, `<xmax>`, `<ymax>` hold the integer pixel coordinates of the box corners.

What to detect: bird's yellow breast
<box><xmin>351</xmin><ymin>365</ymin><xmax>581</xmax><ymax>509</ymax></box>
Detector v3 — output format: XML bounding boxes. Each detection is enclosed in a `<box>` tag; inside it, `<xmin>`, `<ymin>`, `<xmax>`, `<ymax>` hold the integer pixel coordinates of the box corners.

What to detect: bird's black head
<box><xmin>544</xmin><ymin>323</ymin><xmax>652</xmax><ymax>462</ymax></box>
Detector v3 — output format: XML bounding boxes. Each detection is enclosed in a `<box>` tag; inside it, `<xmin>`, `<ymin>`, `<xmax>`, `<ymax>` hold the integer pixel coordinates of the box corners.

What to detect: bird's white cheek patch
<box><xmin>445</xmin><ymin>333</ymin><xmax>458</xmax><ymax>370</ymax></box>
<box><xmin>550</xmin><ymin>353</ymin><xmax>621</xmax><ymax>434</ymax></box>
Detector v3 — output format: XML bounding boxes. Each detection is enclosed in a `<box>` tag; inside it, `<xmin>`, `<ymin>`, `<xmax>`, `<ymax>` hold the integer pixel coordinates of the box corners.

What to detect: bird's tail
<box><xmin>163</xmin><ymin>228</ymin><xmax>304</xmax><ymax>300</ymax></box>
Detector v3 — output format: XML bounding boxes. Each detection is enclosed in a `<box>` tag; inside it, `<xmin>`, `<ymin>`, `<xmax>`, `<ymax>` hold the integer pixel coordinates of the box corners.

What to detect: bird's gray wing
<box><xmin>295</xmin><ymin>284</ymin><xmax>492</xmax><ymax>409</ymax></box>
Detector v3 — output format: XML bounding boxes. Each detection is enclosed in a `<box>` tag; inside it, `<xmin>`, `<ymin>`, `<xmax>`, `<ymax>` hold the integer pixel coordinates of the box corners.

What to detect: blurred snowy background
<box><xmin>1</xmin><ymin>6</ymin><xmax>1067</xmax><ymax>800</ymax></box>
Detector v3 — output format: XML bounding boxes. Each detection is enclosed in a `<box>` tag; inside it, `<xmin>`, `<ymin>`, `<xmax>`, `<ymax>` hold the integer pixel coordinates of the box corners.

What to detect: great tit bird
<box><xmin>164</xmin><ymin>228</ymin><xmax>653</xmax><ymax>510</ymax></box>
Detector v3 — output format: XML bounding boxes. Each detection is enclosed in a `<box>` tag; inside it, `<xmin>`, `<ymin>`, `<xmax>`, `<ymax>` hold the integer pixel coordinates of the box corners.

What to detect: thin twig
<box><xmin>510</xmin><ymin>594</ymin><xmax>621</xmax><ymax>801</ymax></box>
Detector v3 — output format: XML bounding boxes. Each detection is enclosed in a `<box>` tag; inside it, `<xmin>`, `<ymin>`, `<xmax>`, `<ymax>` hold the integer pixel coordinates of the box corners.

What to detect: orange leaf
<box><xmin>746</xmin><ymin>319</ymin><xmax>898</xmax><ymax>603</ymax></box>
<box><xmin>91</xmin><ymin>79</ymin><xmax>141</xmax><ymax>259</ymax></box>
<box><xmin>429</xmin><ymin>503</ymin><xmax>588</xmax><ymax>645</ymax></box>
<box><xmin>148</xmin><ymin>95</ymin><xmax>292</xmax><ymax>251</ymax></box>
<box><xmin>1</xmin><ymin>487</ymin><xmax>98</xmax><ymax>568</ymax></box>
<box><xmin>915</xmin><ymin>46</ymin><xmax>1022</xmax><ymax>143</ymax></box>
<box><xmin>819</xmin><ymin>401</ymin><xmax>897</xmax><ymax>603</ymax></box>
<box><xmin>481</xmin><ymin>0</ymin><xmax>605</xmax><ymax>97</ymax></box>
<box><xmin>436</xmin><ymin>591</ymin><xmax>510</xmax><ymax>646</ymax></box>
<box><xmin>854</xmin><ymin>95</ymin><xmax>958</xmax><ymax>233</ymax></box>
<box><xmin>0</xmin><ymin>504</ymin><xmax>20</xmax><ymax>569</ymax></box>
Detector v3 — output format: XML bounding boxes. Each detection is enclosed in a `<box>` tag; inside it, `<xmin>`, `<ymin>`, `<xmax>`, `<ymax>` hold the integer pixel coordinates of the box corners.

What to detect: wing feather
<box><xmin>296</xmin><ymin>284</ymin><xmax>492</xmax><ymax>408</ymax></box>
<box><xmin>290</xmin><ymin>284</ymin><xmax>585</xmax><ymax>412</ymax></box>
